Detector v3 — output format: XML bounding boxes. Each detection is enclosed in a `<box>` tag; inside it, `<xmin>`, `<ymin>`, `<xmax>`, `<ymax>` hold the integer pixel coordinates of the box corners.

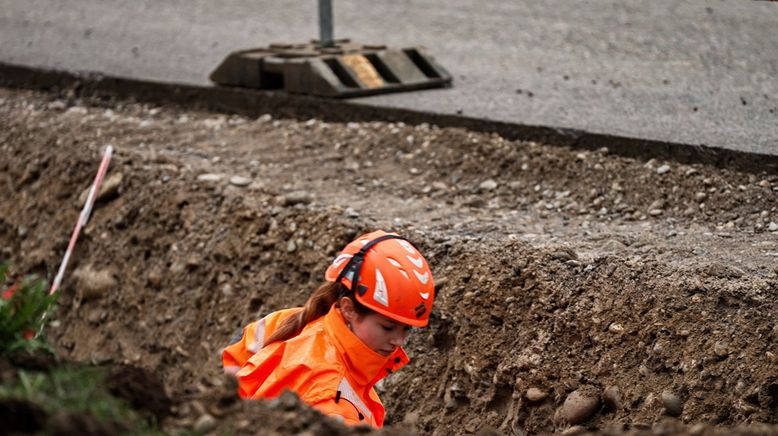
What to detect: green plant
<box><xmin>0</xmin><ymin>366</ymin><xmax>161</xmax><ymax>435</ymax></box>
<box><xmin>0</xmin><ymin>261</ymin><xmax>58</xmax><ymax>355</ymax></box>
<box><xmin>2</xmin><ymin>367</ymin><xmax>127</xmax><ymax>421</ymax></box>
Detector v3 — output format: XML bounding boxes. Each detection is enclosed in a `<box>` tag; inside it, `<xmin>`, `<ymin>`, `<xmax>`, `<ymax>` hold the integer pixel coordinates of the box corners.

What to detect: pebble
<box><xmin>661</xmin><ymin>390</ymin><xmax>683</xmax><ymax>417</ymax></box>
<box><xmin>73</xmin><ymin>266</ymin><xmax>117</xmax><ymax>300</ymax></box>
<box><xmin>48</xmin><ymin>100</ymin><xmax>67</xmax><ymax>110</ymax></box>
<box><xmin>86</xmin><ymin>310</ymin><xmax>106</xmax><ymax>324</ymax></box>
<box><xmin>694</xmin><ymin>192</ymin><xmax>707</xmax><ymax>202</ymax></box>
<box><xmin>713</xmin><ymin>341</ymin><xmax>730</xmax><ymax>358</ymax></box>
<box><xmin>608</xmin><ymin>323</ymin><xmax>624</xmax><ymax>334</ymax></box>
<box><xmin>560</xmin><ymin>426</ymin><xmax>587</xmax><ymax>436</ymax></box>
<box><xmin>90</xmin><ymin>351</ymin><xmax>113</xmax><ymax>365</ymax></box>
<box><xmin>65</xmin><ymin>106</ymin><xmax>88</xmax><ymax>116</ymax></box>
<box><xmin>193</xmin><ymin>413</ymin><xmax>216</xmax><ymax>433</ymax></box>
<box><xmin>403</xmin><ymin>410</ymin><xmax>420</xmax><ymax>425</ymax></box>
<box><xmin>603</xmin><ymin>386</ymin><xmax>621</xmax><ymax>411</ymax></box>
<box><xmin>705</xmin><ymin>262</ymin><xmax>744</xmax><ymax>279</ymax></box>
<box><xmin>147</xmin><ymin>269</ymin><xmax>163</xmax><ymax>289</ymax></box>
<box><xmin>283</xmin><ymin>191</ymin><xmax>313</xmax><ymax>205</ymax></box>
<box><xmin>197</xmin><ymin>173</ymin><xmax>223</xmax><ymax>182</ymax></box>
<box><xmin>78</xmin><ymin>172</ymin><xmax>123</xmax><ymax>205</ymax></box>
<box><xmin>560</xmin><ymin>389</ymin><xmax>600</xmax><ymax>425</ymax></box>
<box><xmin>656</xmin><ymin>164</ymin><xmax>671</xmax><ymax>174</ymax></box>
<box><xmin>229</xmin><ymin>175</ymin><xmax>252</xmax><ymax>187</ymax></box>
<box><xmin>689</xmin><ymin>423</ymin><xmax>707</xmax><ymax>435</ymax></box>
<box><xmin>768</xmin><ymin>222</ymin><xmax>778</xmax><ymax>232</ymax></box>
<box><xmin>344</xmin><ymin>207</ymin><xmax>360</xmax><ymax>218</ymax></box>
<box><xmin>432</xmin><ymin>181</ymin><xmax>448</xmax><ymax>191</ymax></box>
<box><xmin>480</xmin><ymin>179</ymin><xmax>498</xmax><ymax>191</ymax></box>
<box><xmin>286</xmin><ymin>240</ymin><xmax>297</xmax><ymax>253</ymax></box>
<box><xmin>525</xmin><ymin>387</ymin><xmax>548</xmax><ymax>402</ymax></box>
<box><xmin>551</xmin><ymin>249</ymin><xmax>577</xmax><ymax>262</ymax></box>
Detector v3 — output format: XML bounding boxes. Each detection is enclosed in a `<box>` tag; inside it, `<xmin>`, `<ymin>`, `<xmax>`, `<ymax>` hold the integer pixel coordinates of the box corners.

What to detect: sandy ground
<box><xmin>1</xmin><ymin>86</ymin><xmax>776</xmax><ymax>435</ymax></box>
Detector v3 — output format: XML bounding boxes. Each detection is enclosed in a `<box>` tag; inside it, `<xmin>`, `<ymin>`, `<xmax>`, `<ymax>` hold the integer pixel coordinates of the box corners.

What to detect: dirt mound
<box><xmin>1</xmin><ymin>87</ymin><xmax>776</xmax><ymax>435</ymax></box>
<box><xmin>0</xmin><ymin>353</ymin><xmax>170</xmax><ymax>435</ymax></box>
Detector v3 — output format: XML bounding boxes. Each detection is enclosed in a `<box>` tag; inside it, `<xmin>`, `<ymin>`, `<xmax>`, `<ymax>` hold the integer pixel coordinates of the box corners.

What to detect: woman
<box><xmin>222</xmin><ymin>230</ymin><xmax>435</xmax><ymax>428</ymax></box>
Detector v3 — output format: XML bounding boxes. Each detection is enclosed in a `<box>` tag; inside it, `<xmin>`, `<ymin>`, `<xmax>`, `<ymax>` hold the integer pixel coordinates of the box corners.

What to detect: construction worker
<box><xmin>222</xmin><ymin>230</ymin><xmax>435</xmax><ymax>428</ymax></box>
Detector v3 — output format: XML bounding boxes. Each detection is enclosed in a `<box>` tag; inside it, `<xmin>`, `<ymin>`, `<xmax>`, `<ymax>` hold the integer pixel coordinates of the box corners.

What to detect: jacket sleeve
<box><xmin>222</xmin><ymin>320</ymin><xmax>261</xmax><ymax>374</ymax></box>
<box><xmin>222</xmin><ymin>307</ymin><xmax>304</xmax><ymax>374</ymax></box>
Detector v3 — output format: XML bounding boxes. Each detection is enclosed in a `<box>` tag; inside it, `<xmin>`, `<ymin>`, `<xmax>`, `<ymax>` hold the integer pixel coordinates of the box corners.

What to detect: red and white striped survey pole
<box><xmin>49</xmin><ymin>145</ymin><xmax>114</xmax><ymax>295</ymax></box>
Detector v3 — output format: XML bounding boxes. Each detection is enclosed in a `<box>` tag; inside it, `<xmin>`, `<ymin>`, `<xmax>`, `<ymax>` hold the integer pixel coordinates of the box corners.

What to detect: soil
<box><xmin>0</xmin><ymin>353</ymin><xmax>166</xmax><ymax>435</ymax></box>
<box><xmin>1</xmin><ymin>86</ymin><xmax>776</xmax><ymax>435</ymax></box>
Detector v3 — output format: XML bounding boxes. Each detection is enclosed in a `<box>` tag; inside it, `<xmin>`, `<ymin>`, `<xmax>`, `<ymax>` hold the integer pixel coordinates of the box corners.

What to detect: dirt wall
<box><xmin>1</xmin><ymin>87</ymin><xmax>776</xmax><ymax>435</ymax></box>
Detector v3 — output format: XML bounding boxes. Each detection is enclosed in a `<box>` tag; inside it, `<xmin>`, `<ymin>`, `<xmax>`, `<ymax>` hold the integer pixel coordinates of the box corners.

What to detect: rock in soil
<box><xmin>558</xmin><ymin>388</ymin><xmax>600</xmax><ymax>425</ymax></box>
<box><xmin>603</xmin><ymin>386</ymin><xmax>621</xmax><ymax>411</ymax></box>
<box><xmin>78</xmin><ymin>172</ymin><xmax>123</xmax><ymax>205</ymax></box>
<box><xmin>525</xmin><ymin>387</ymin><xmax>548</xmax><ymax>402</ymax></box>
<box><xmin>72</xmin><ymin>266</ymin><xmax>117</xmax><ymax>300</ymax></box>
<box><xmin>661</xmin><ymin>390</ymin><xmax>683</xmax><ymax>417</ymax></box>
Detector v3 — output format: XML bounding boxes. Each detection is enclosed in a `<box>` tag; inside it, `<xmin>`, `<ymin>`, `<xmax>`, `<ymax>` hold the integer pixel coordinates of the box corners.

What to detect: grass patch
<box><xmin>0</xmin><ymin>365</ymin><xmax>163</xmax><ymax>435</ymax></box>
<box><xmin>4</xmin><ymin>366</ymin><xmax>129</xmax><ymax>421</ymax></box>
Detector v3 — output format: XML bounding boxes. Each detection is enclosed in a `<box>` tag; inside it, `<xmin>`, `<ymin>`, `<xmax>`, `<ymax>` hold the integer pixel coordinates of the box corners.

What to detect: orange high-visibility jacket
<box><xmin>222</xmin><ymin>305</ymin><xmax>410</xmax><ymax>428</ymax></box>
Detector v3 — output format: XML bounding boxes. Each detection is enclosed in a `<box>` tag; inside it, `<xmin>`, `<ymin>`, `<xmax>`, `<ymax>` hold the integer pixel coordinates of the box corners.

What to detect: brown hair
<box><xmin>265</xmin><ymin>282</ymin><xmax>370</xmax><ymax>345</ymax></box>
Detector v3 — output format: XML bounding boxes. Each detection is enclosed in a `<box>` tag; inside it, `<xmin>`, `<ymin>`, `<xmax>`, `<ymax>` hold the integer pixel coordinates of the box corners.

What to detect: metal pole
<box><xmin>50</xmin><ymin>145</ymin><xmax>113</xmax><ymax>295</ymax></box>
<box><xmin>318</xmin><ymin>0</ymin><xmax>334</xmax><ymax>47</ymax></box>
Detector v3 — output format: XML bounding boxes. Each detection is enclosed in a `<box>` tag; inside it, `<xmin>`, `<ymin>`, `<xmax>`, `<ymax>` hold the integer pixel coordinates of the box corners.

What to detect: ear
<box><xmin>338</xmin><ymin>296</ymin><xmax>356</xmax><ymax>324</ymax></box>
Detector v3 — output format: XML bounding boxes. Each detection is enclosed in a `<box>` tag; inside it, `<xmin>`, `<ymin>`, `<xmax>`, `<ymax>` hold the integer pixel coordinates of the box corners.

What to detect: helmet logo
<box><xmin>373</xmin><ymin>269</ymin><xmax>389</xmax><ymax>307</ymax></box>
<box><xmin>419</xmin><ymin>292</ymin><xmax>430</xmax><ymax>300</ymax></box>
<box><xmin>331</xmin><ymin>253</ymin><xmax>352</xmax><ymax>268</ymax></box>
<box><xmin>406</xmin><ymin>255</ymin><xmax>424</xmax><ymax>268</ymax></box>
<box><xmin>413</xmin><ymin>270</ymin><xmax>429</xmax><ymax>285</ymax></box>
<box><xmin>414</xmin><ymin>302</ymin><xmax>427</xmax><ymax>318</ymax></box>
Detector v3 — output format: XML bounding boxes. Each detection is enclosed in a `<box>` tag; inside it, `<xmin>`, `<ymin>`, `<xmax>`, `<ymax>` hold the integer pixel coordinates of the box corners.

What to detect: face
<box><xmin>339</xmin><ymin>297</ymin><xmax>412</xmax><ymax>356</ymax></box>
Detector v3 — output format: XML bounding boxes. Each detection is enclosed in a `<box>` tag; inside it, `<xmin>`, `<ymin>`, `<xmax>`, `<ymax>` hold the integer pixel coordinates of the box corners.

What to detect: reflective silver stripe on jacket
<box><xmin>247</xmin><ymin>317</ymin><xmax>267</xmax><ymax>353</ymax></box>
<box><xmin>337</xmin><ymin>378</ymin><xmax>373</xmax><ymax>422</ymax></box>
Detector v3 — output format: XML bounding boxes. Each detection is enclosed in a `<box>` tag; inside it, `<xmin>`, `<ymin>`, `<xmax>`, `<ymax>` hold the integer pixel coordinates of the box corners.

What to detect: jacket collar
<box><xmin>323</xmin><ymin>305</ymin><xmax>410</xmax><ymax>387</ymax></box>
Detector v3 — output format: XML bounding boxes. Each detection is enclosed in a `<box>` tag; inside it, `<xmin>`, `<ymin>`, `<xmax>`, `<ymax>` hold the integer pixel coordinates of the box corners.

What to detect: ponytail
<box><xmin>265</xmin><ymin>281</ymin><xmax>343</xmax><ymax>345</ymax></box>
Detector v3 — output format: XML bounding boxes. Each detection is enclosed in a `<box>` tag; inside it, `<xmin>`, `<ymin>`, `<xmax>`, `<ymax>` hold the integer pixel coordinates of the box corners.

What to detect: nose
<box><xmin>389</xmin><ymin>329</ymin><xmax>409</xmax><ymax>348</ymax></box>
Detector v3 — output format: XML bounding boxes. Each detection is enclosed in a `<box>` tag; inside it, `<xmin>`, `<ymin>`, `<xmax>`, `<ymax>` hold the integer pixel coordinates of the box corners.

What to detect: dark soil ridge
<box><xmin>0</xmin><ymin>354</ymin><xmax>170</xmax><ymax>435</ymax></box>
<box><xmin>1</xmin><ymin>87</ymin><xmax>776</xmax><ymax>435</ymax></box>
<box><xmin>2</xmin><ymin>61</ymin><xmax>778</xmax><ymax>175</ymax></box>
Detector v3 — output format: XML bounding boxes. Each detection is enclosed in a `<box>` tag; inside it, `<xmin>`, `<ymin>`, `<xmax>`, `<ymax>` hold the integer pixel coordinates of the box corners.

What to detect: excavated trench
<box><xmin>1</xmin><ymin>85</ymin><xmax>777</xmax><ymax>435</ymax></box>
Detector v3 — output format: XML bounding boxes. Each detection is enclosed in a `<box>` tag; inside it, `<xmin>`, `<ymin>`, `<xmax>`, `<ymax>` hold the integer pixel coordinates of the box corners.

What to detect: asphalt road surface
<box><xmin>2</xmin><ymin>0</ymin><xmax>777</xmax><ymax>155</ymax></box>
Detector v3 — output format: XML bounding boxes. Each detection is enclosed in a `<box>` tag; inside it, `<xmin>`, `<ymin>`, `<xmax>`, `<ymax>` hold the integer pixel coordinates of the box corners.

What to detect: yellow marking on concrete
<box><xmin>341</xmin><ymin>55</ymin><xmax>384</xmax><ymax>89</ymax></box>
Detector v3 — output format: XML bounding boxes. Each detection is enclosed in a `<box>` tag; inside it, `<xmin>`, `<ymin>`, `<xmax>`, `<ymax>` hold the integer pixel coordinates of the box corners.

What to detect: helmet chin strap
<box><xmin>335</xmin><ymin>234</ymin><xmax>418</xmax><ymax>296</ymax></box>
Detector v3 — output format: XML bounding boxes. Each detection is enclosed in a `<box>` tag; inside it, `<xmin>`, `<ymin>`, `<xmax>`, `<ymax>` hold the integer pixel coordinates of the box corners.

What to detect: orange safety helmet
<box><xmin>325</xmin><ymin>230</ymin><xmax>434</xmax><ymax>327</ymax></box>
